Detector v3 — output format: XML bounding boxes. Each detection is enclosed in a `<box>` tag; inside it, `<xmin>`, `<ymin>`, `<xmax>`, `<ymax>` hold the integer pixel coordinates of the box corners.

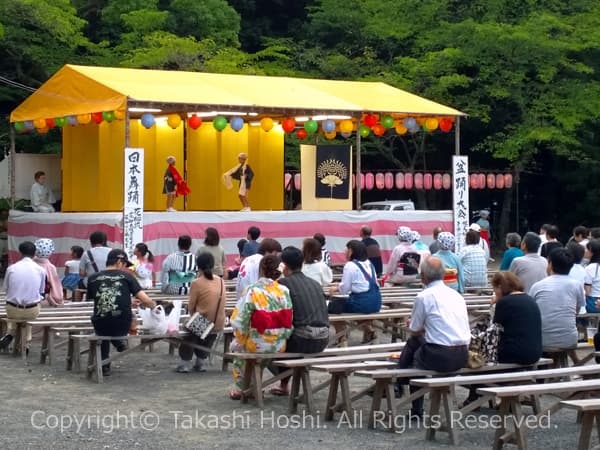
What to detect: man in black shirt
<box><xmin>360</xmin><ymin>225</ymin><xmax>383</xmax><ymax>276</ymax></box>
<box><xmin>269</xmin><ymin>246</ymin><xmax>330</xmax><ymax>395</ymax></box>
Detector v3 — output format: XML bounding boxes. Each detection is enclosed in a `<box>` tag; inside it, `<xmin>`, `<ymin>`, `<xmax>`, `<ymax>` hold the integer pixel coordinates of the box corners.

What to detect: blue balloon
<box><xmin>230</xmin><ymin>116</ymin><xmax>244</xmax><ymax>132</ymax></box>
<box><xmin>403</xmin><ymin>117</ymin><xmax>416</xmax><ymax>129</ymax></box>
<box><xmin>322</xmin><ymin>119</ymin><xmax>336</xmax><ymax>133</ymax></box>
<box><xmin>66</xmin><ymin>115</ymin><xmax>78</xmax><ymax>126</ymax></box>
<box><xmin>141</xmin><ymin>113</ymin><xmax>155</xmax><ymax>129</ymax></box>
<box><xmin>24</xmin><ymin>120</ymin><xmax>34</xmax><ymax>130</ymax></box>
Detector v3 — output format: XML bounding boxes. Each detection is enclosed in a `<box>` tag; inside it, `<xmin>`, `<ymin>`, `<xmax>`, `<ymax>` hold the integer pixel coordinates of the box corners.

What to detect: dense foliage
<box><xmin>0</xmin><ymin>0</ymin><xmax>599</xmax><ymax>240</ymax></box>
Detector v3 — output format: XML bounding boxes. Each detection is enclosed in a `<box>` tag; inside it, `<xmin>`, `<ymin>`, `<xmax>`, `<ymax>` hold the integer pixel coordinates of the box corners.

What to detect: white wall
<box><xmin>0</xmin><ymin>153</ymin><xmax>61</xmax><ymax>200</ymax></box>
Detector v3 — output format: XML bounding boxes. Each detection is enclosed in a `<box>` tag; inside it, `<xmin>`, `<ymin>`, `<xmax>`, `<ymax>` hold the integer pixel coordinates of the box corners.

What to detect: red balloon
<box><xmin>487</xmin><ymin>173</ymin><xmax>496</xmax><ymax>189</ymax></box>
<box><xmin>45</xmin><ymin>118</ymin><xmax>56</xmax><ymax>129</ymax></box>
<box><xmin>365</xmin><ymin>172</ymin><xmax>375</xmax><ymax>190</ymax></box>
<box><xmin>384</xmin><ymin>172</ymin><xmax>394</xmax><ymax>190</ymax></box>
<box><xmin>414</xmin><ymin>173</ymin><xmax>423</xmax><ymax>190</ymax></box>
<box><xmin>442</xmin><ymin>173</ymin><xmax>452</xmax><ymax>190</ymax></box>
<box><xmin>470</xmin><ymin>173</ymin><xmax>479</xmax><ymax>189</ymax></box>
<box><xmin>504</xmin><ymin>173</ymin><xmax>513</xmax><ymax>188</ymax></box>
<box><xmin>372</xmin><ymin>123</ymin><xmax>385</xmax><ymax>136</ymax></box>
<box><xmin>439</xmin><ymin>118</ymin><xmax>453</xmax><ymax>132</ymax></box>
<box><xmin>433</xmin><ymin>173</ymin><xmax>443</xmax><ymax>190</ymax></box>
<box><xmin>92</xmin><ymin>112</ymin><xmax>104</xmax><ymax>124</ymax></box>
<box><xmin>424</xmin><ymin>173</ymin><xmax>433</xmax><ymax>190</ymax></box>
<box><xmin>363</xmin><ymin>114</ymin><xmax>377</xmax><ymax>128</ymax></box>
<box><xmin>495</xmin><ymin>173</ymin><xmax>505</xmax><ymax>189</ymax></box>
<box><xmin>282</xmin><ymin>117</ymin><xmax>296</xmax><ymax>133</ymax></box>
<box><xmin>297</xmin><ymin>129</ymin><xmax>308</xmax><ymax>140</ymax></box>
<box><xmin>188</xmin><ymin>114</ymin><xmax>202</xmax><ymax>129</ymax></box>
<box><xmin>404</xmin><ymin>172</ymin><xmax>413</xmax><ymax>190</ymax></box>
<box><xmin>375</xmin><ymin>172</ymin><xmax>385</xmax><ymax>190</ymax></box>
<box><xmin>395</xmin><ymin>172</ymin><xmax>404</xmax><ymax>189</ymax></box>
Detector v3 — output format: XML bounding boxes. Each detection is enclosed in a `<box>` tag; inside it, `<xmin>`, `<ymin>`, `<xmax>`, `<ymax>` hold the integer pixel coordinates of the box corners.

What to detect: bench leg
<box><xmin>241</xmin><ymin>360</ymin><xmax>254</xmax><ymax>405</ymax></box>
<box><xmin>18</xmin><ymin>323</ymin><xmax>27</xmax><ymax>360</ymax></box>
<box><xmin>339</xmin><ymin>374</ymin><xmax>353</xmax><ymax>418</ymax></box>
<box><xmin>300</xmin><ymin>369</ymin><xmax>315</xmax><ymax>415</ymax></box>
<box><xmin>95</xmin><ymin>341</ymin><xmax>104</xmax><ymax>383</ymax></box>
<box><xmin>72</xmin><ymin>337</ymin><xmax>81</xmax><ymax>372</ymax></box>
<box><xmin>511</xmin><ymin>399</ymin><xmax>527</xmax><ymax>450</ymax></box>
<box><xmin>368</xmin><ymin>380</ymin><xmax>386</xmax><ymax>429</ymax></box>
<box><xmin>47</xmin><ymin>330</ymin><xmax>56</xmax><ymax>366</ymax></box>
<box><xmin>384</xmin><ymin>382</ymin><xmax>398</xmax><ymax>433</ymax></box>
<box><xmin>325</xmin><ymin>374</ymin><xmax>340</xmax><ymax>421</ymax></box>
<box><xmin>442</xmin><ymin>389</ymin><xmax>458</xmax><ymax>446</ymax></box>
<box><xmin>252</xmin><ymin>362</ymin><xmax>264</xmax><ymax>408</ymax></box>
<box><xmin>86</xmin><ymin>341</ymin><xmax>95</xmax><ymax>379</ymax></box>
<box><xmin>66</xmin><ymin>335</ymin><xmax>74</xmax><ymax>371</ymax></box>
<box><xmin>426</xmin><ymin>389</ymin><xmax>442</xmax><ymax>441</ymax></box>
<box><xmin>578</xmin><ymin>412</ymin><xmax>594</xmax><ymax>450</ymax></box>
<box><xmin>289</xmin><ymin>367</ymin><xmax>302</xmax><ymax>414</ymax></box>
<box><xmin>40</xmin><ymin>327</ymin><xmax>50</xmax><ymax>364</ymax></box>
<box><xmin>493</xmin><ymin>398</ymin><xmax>510</xmax><ymax>450</ymax></box>
<box><xmin>222</xmin><ymin>334</ymin><xmax>232</xmax><ymax>372</ymax></box>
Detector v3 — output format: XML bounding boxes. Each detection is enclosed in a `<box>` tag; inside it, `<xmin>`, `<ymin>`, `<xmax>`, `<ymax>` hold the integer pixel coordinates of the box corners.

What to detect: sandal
<box><xmin>269</xmin><ymin>386</ymin><xmax>289</xmax><ymax>396</ymax></box>
<box><xmin>229</xmin><ymin>389</ymin><xmax>242</xmax><ymax>400</ymax></box>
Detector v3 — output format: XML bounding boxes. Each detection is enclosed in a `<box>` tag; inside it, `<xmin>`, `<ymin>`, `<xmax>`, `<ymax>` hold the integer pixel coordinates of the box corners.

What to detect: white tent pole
<box><xmin>355</xmin><ymin>115</ymin><xmax>362</xmax><ymax>208</ymax></box>
<box><xmin>455</xmin><ymin>116</ymin><xmax>461</xmax><ymax>155</ymax></box>
<box><xmin>9</xmin><ymin>124</ymin><xmax>15</xmax><ymax>208</ymax></box>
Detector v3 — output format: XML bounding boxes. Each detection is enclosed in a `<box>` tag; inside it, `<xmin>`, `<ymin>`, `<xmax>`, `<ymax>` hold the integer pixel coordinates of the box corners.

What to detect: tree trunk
<box><xmin>496</xmin><ymin>168</ymin><xmax>519</xmax><ymax>258</ymax></box>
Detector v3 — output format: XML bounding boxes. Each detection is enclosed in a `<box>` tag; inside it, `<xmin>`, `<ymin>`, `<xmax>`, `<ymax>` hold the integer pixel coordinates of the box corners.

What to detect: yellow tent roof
<box><xmin>10</xmin><ymin>64</ymin><xmax>466</xmax><ymax>122</ymax></box>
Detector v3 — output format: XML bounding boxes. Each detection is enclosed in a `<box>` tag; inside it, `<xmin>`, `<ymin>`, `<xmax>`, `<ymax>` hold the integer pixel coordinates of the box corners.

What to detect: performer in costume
<box><xmin>222</xmin><ymin>153</ymin><xmax>254</xmax><ymax>211</ymax></box>
<box><xmin>163</xmin><ymin>156</ymin><xmax>190</xmax><ymax>212</ymax></box>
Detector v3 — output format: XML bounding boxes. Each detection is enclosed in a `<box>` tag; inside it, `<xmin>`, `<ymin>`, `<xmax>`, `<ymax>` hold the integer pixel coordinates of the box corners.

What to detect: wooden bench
<box><xmin>478</xmin><ymin>379</ymin><xmax>600</xmax><ymax>450</ymax></box>
<box><xmin>0</xmin><ymin>319</ymin><xmax>29</xmax><ymax>359</ymax></box>
<box><xmin>561</xmin><ymin>399</ymin><xmax>600</xmax><ymax>450</ymax></box>
<box><xmin>412</xmin><ymin>363</ymin><xmax>600</xmax><ymax>445</ymax></box>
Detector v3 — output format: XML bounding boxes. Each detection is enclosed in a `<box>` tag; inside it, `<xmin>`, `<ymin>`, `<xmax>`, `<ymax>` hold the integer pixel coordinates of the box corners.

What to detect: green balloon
<box><xmin>304</xmin><ymin>119</ymin><xmax>318</xmax><ymax>134</ymax></box>
<box><xmin>14</xmin><ymin>122</ymin><xmax>25</xmax><ymax>132</ymax></box>
<box><xmin>54</xmin><ymin>117</ymin><xmax>67</xmax><ymax>127</ymax></box>
<box><xmin>102</xmin><ymin>111</ymin><xmax>115</xmax><ymax>123</ymax></box>
<box><xmin>213</xmin><ymin>116</ymin><xmax>228</xmax><ymax>131</ymax></box>
<box><xmin>381</xmin><ymin>115</ymin><xmax>394</xmax><ymax>129</ymax></box>
<box><xmin>359</xmin><ymin>125</ymin><xmax>371</xmax><ymax>138</ymax></box>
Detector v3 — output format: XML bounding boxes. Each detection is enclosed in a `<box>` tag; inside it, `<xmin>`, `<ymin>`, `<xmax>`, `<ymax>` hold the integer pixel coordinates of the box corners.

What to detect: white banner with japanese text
<box><xmin>452</xmin><ymin>155</ymin><xmax>469</xmax><ymax>254</ymax></box>
<box><xmin>124</xmin><ymin>148</ymin><xmax>144</xmax><ymax>257</ymax></box>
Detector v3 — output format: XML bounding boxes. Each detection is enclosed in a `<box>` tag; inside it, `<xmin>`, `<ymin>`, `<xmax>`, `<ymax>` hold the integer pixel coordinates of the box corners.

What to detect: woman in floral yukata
<box><xmin>229</xmin><ymin>254</ymin><xmax>293</xmax><ymax>400</ymax></box>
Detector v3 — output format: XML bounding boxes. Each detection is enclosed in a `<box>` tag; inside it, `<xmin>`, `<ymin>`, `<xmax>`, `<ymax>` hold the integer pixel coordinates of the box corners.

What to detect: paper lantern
<box><xmin>381</xmin><ymin>115</ymin><xmax>394</xmax><ymax>129</ymax></box>
<box><xmin>92</xmin><ymin>112</ymin><xmax>104</xmax><ymax>124</ymax></box>
<box><xmin>77</xmin><ymin>114</ymin><xmax>91</xmax><ymax>125</ymax></box>
<box><xmin>384</xmin><ymin>172</ymin><xmax>394</xmax><ymax>190</ymax></box>
<box><xmin>261</xmin><ymin>117</ymin><xmax>274</xmax><ymax>132</ymax></box>
<box><xmin>213</xmin><ymin>116</ymin><xmax>227</xmax><ymax>131</ymax></box>
<box><xmin>322</xmin><ymin>119</ymin><xmax>336</xmax><ymax>133</ymax></box>
<box><xmin>504</xmin><ymin>173</ymin><xmax>513</xmax><ymax>188</ymax></box>
<box><xmin>433</xmin><ymin>173</ymin><xmax>443</xmax><ymax>190</ymax></box>
<box><xmin>414</xmin><ymin>173</ymin><xmax>424</xmax><ymax>190</ymax></box>
<box><xmin>45</xmin><ymin>118</ymin><xmax>56</xmax><ymax>129</ymax></box>
<box><xmin>395</xmin><ymin>123</ymin><xmax>408</xmax><ymax>135</ymax></box>
<box><xmin>439</xmin><ymin>118</ymin><xmax>453</xmax><ymax>132</ymax></box>
<box><xmin>495</xmin><ymin>173</ymin><xmax>505</xmax><ymax>189</ymax></box>
<box><xmin>324</xmin><ymin>131</ymin><xmax>336</xmax><ymax>140</ymax></box>
<box><xmin>34</xmin><ymin>119</ymin><xmax>46</xmax><ymax>129</ymax></box>
<box><xmin>470</xmin><ymin>174</ymin><xmax>479</xmax><ymax>189</ymax></box>
<box><xmin>359</xmin><ymin>125</ymin><xmax>371</xmax><ymax>137</ymax></box>
<box><xmin>188</xmin><ymin>114</ymin><xmax>202</xmax><ymax>129</ymax></box>
<box><xmin>442</xmin><ymin>173</ymin><xmax>452</xmax><ymax>190</ymax></box>
<box><xmin>114</xmin><ymin>110</ymin><xmax>126</xmax><ymax>120</ymax></box>
<box><xmin>424</xmin><ymin>173</ymin><xmax>433</xmax><ymax>190</ymax></box>
<box><xmin>140</xmin><ymin>113</ymin><xmax>155</xmax><ymax>129</ymax></box>
<box><xmin>167</xmin><ymin>114</ymin><xmax>182</xmax><ymax>129</ymax></box>
<box><xmin>477</xmin><ymin>173</ymin><xmax>486</xmax><ymax>189</ymax></box>
<box><xmin>425</xmin><ymin>118</ymin><xmax>439</xmax><ymax>131</ymax></box>
<box><xmin>352</xmin><ymin>174</ymin><xmax>355</xmax><ymax>189</ymax></box>
<box><xmin>359</xmin><ymin>173</ymin><xmax>365</xmax><ymax>189</ymax></box>
<box><xmin>363</xmin><ymin>114</ymin><xmax>377</xmax><ymax>127</ymax></box>
<box><xmin>54</xmin><ymin>117</ymin><xmax>66</xmax><ymax>127</ymax></box>
<box><xmin>230</xmin><ymin>116</ymin><xmax>244</xmax><ymax>132</ymax></box>
<box><xmin>395</xmin><ymin>172</ymin><xmax>404</xmax><ymax>189</ymax></box>
<box><xmin>102</xmin><ymin>111</ymin><xmax>115</xmax><ymax>123</ymax></box>
<box><xmin>372</xmin><ymin>123</ymin><xmax>385</xmax><ymax>136</ymax></box>
<box><xmin>282</xmin><ymin>117</ymin><xmax>296</xmax><ymax>133</ymax></box>
<box><xmin>365</xmin><ymin>173</ymin><xmax>375</xmax><ymax>190</ymax></box>
<box><xmin>375</xmin><ymin>172</ymin><xmax>385</xmax><ymax>190</ymax></box>
<box><xmin>297</xmin><ymin>129</ymin><xmax>308</xmax><ymax>140</ymax></box>
<box><xmin>340</xmin><ymin>120</ymin><xmax>353</xmax><ymax>133</ymax></box>
<box><xmin>487</xmin><ymin>173</ymin><xmax>496</xmax><ymax>189</ymax></box>
<box><xmin>294</xmin><ymin>173</ymin><xmax>301</xmax><ymax>190</ymax></box>
<box><xmin>284</xmin><ymin>173</ymin><xmax>292</xmax><ymax>191</ymax></box>
<box><xmin>304</xmin><ymin>119</ymin><xmax>318</xmax><ymax>134</ymax></box>
<box><xmin>404</xmin><ymin>172</ymin><xmax>413</xmax><ymax>190</ymax></box>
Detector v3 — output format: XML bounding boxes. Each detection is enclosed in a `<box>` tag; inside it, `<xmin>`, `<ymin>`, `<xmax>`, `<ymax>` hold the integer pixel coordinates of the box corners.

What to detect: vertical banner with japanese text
<box><xmin>124</xmin><ymin>148</ymin><xmax>144</xmax><ymax>257</ymax></box>
<box><xmin>452</xmin><ymin>155</ymin><xmax>469</xmax><ymax>254</ymax></box>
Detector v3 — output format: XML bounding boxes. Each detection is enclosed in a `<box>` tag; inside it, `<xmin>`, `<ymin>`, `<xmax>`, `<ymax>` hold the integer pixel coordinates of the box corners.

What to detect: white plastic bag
<box><xmin>166</xmin><ymin>300</ymin><xmax>182</xmax><ymax>334</ymax></box>
<box><xmin>139</xmin><ymin>305</ymin><xmax>168</xmax><ymax>335</ymax></box>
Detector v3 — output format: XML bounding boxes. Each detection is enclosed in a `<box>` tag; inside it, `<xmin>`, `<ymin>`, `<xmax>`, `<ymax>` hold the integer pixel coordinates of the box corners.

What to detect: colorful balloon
<box><xmin>381</xmin><ymin>115</ymin><xmax>394</xmax><ymax>129</ymax></box>
<box><xmin>34</xmin><ymin>118</ymin><xmax>46</xmax><ymax>129</ymax></box>
<box><xmin>54</xmin><ymin>117</ymin><xmax>67</xmax><ymax>127</ymax></box>
<box><xmin>102</xmin><ymin>111</ymin><xmax>116</xmax><ymax>123</ymax></box>
<box><xmin>341</xmin><ymin>131</ymin><xmax>352</xmax><ymax>138</ymax></box>
<box><xmin>66</xmin><ymin>115</ymin><xmax>78</xmax><ymax>126</ymax></box>
<box><xmin>339</xmin><ymin>120</ymin><xmax>353</xmax><ymax>133</ymax></box>
<box><xmin>439</xmin><ymin>118</ymin><xmax>453</xmax><ymax>132</ymax></box>
<box><xmin>395</xmin><ymin>123</ymin><xmax>408</xmax><ymax>135</ymax></box>
<box><xmin>45</xmin><ymin>118</ymin><xmax>56</xmax><ymax>129</ymax></box>
<box><xmin>304</xmin><ymin>119</ymin><xmax>318</xmax><ymax>134</ymax></box>
<box><xmin>281</xmin><ymin>117</ymin><xmax>296</xmax><ymax>133</ymax></box>
<box><xmin>372</xmin><ymin>123</ymin><xmax>385</xmax><ymax>136</ymax></box>
<box><xmin>297</xmin><ymin>129</ymin><xmax>308</xmax><ymax>140</ymax></box>
<box><xmin>92</xmin><ymin>112</ymin><xmax>104</xmax><ymax>124</ymax></box>
<box><xmin>77</xmin><ymin>114</ymin><xmax>91</xmax><ymax>125</ymax></box>
<box><xmin>213</xmin><ymin>116</ymin><xmax>227</xmax><ymax>131</ymax></box>
<box><xmin>37</xmin><ymin>127</ymin><xmax>49</xmax><ymax>134</ymax></box>
<box><xmin>230</xmin><ymin>116</ymin><xmax>244</xmax><ymax>132</ymax></box>
<box><xmin>425</xmin><ymin>118</ymin><xmax>439</xmax><ymax>131</ymax></box>
<box><xmin>114</xmin><ymin>110</ymin><xmax>126</xmax><ymax>120</ymax></box>
<box><xmin>359</xmin><ymin>125</ymin><xmax>371</xmax><ymax>138</ymax></box>
<box><xmin>260</xmin><ymin>117</ymin><xmax>274</xmax><ymax>132</ymax></box>
<box><xmin>140</xmin><ymin>113</ymin><xmax>155</xmax><ymax>129</ymax></box>
<box><xmin>363</xmin><ymin>114</ymin><xmax>377</xmax><ymax>128</ymax></box>
<box><xmin>322</xmin><ymin>119</ymin><xmax>336</xmax><ymax>133</ymax></box>
<box><xmin>13</xmin><ymin>122</ymin><xmax>25</xmax><ymax>132</ymax></box>
<box><xmin>188</xmin><ymin>114</ymin><xmax>202</xmax><ymax>129</ymax></box>
<box><xmin>24</xmin><ymin>120</ymin><xmax>34</xmax><ymax>130</ymax></box>
<box><xmin>403</xmin><ymin>117</ymin><xmax>417</xmax><ymax>130</ymax></box>
<box><xmin>167</xmin><ymin>114</ymin><xmax>182</xmax><ymax>129</ymax></box>
<box><xmin>324</xmin><ymin>131</ymin><xmax>336</xmax><ymax>140</ymax></box>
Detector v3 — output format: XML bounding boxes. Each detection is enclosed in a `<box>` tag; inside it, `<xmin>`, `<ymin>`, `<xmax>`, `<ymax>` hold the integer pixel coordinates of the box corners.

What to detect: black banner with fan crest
<box><xmin>315</xmin><ymin>145</ymin><xmax>350</xmax><ymax>199</ymax></box>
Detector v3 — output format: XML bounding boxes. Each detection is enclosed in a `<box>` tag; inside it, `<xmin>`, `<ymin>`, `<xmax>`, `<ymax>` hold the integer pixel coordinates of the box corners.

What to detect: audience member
<box><xmin>313</xmin><ymin>233</ymin><xmax>331</xmax><ymax>266</ymax></box>
<box><xmin>428</xmin><ymin>226</ymin><xmax>444</xmax><ymax>254</ymax></box>
<box><xmin>538</xmin><ymin>223</ymin><xmax>551</xmax><ymax>254</ymax></box>
<box><xmin>161</xmin><ymin>235</ymin><xmax>197</xmax><ymax>295</ymax></box>
<box><xmin>459</xmin><ymin>230</ymin><xmax>488</xmax><ymax>287</ymax></box>
<box><xmin>509</xmin><ymin>232</ymin><xmax>547</xmax><ymax>293</ymax></box>
<box><xmin>567</xmin><ymin>241</ymin><xmax>586</xmax><ymax>286</ymax></box>
<box><xmin>196</xmin><ymin>227</ymin><xmax>226</xmax><ymax>277</ymax></box>
<box><xmin>131</xmin><ymin>243</ymin><xmax>155</xmax><ymax>289</ymax></box>
<box><xmin>235</xmin><ymin>238</ymin><xmax>282</xmax><ymax>300</ymax></box>
<box><xmin>568</xmin><ymin>226</ymin><xmax>589</xmax><ymax>248</ymax></box>
<box><xmin>540</xmin><ymin>225</ymin><xmax>562</xmax><ymax>259</ymax></box>
<box><xmin>62</xmin><ymin>245</ymin><xmax>83</xmax><ymax>299</ymax></box>
<box><xmin>78</xmin><ymin>231</ymin><xmax>112</xmax><ymax>293</ymax></box>
<box><xmin>241</xmin><ymin>226</ymin><xmax>260</xmax><ymax>257</ymax></box>
<box><xmin>468</xmin><ymin>223</ymin><xmax>490</xmax><ymax>262</ymax></box>
<box><xmin>33</xmin><ymin>238</ymin><xmax>63</xmax><ymax>306</ymax></box>
<box><xmin>385</xmin><ymin>227</ymin><xmax>421</xmax><ymax>286</ymax></box>
<box><xmin>30</xmin><ymin>171</ymin><xmax>56</xmax><ymax>213</ymax></box>
<box><xmin>500</xmin><ymin>233</ymin><xmax>523</xmax><ymax>270</ymax></box>
<box><xmin>434</xmin><ymin>232</ymin><xmax>464</xmax><ymax>293</ymax></box>
<box><xmin>584</xmin><ymin>240</ymin><xmax>600</xmax><ymax>313</ymax></box>
<box><xmin>476</xmin><ymin>210</ymin><xmax>491</xmax><ymax>245</ymax></box>
<box><xmin>225</xmin><ymin>239</ymin><xmax>247</xmax><ymax>280</ymax></box>
<box><xmin>301</xmin><ymin>238</ymin><xmax>333</xmax><ymax>286</ymax></box>
<box><xmin>360</xmin><ymin>225</ymin><xmax>383</xmax><ymax>276</ymax></box>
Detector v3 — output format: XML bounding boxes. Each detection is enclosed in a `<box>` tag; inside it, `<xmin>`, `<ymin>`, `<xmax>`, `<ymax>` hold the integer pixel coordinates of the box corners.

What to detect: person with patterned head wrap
<box><xmin>385</xmin><ymin>226</ymin><xmax>421</xmax><ymax>285</ymax></box>
<box><xmin>410</xmin><ymin>230</ymin><xmax>431</xmax><ymax>269</ymax></box>
<box><xmin>33</xmin><ymin>238</ymin><xmax>63</xmax><ymax>306</ymax></box>
<box><xmin>433</xmin><ymin>232</ymin><xmax>464</xmax><ymax>293</ymax></box>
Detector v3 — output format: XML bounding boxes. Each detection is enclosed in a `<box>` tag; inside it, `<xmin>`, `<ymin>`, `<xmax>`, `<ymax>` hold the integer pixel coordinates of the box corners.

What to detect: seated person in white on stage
<box><xmin>30</xmin><ymin>170</ymin><xmax>56</xmax><ymax>212</ymax></box>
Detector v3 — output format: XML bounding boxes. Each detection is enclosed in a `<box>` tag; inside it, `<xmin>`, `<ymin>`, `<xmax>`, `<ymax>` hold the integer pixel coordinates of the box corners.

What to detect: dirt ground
<box><xmin>0</xmin><ymin>331</ymin><xmax>592</xmax><ymax>450</ymax></box>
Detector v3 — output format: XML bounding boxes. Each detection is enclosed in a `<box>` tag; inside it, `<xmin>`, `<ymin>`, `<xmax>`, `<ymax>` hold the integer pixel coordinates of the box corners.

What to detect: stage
<box><xmin>7</xmin><ymin>209</ymin><xmax>452</xmax><ymax>272</ymax></box>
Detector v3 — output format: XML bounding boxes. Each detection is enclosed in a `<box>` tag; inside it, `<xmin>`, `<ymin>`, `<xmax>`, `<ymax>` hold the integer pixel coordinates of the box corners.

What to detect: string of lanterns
<box><xmin>13</xmin><ymin>111</ymin><xmax>455</xmax><ymax>138</ymax></box>
<box><xmin>284</xmin><ymin>172</ymin><xmax>513</xmax><ymax>191</ymax></box>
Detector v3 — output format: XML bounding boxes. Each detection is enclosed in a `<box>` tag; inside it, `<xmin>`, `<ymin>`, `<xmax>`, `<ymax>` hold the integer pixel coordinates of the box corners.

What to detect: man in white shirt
<box><xmin>30</xmin><ymin>171</ymin><xmax>56</xmax><ymax>213</ymax></box>
<box><xmin>396</xmin><ymin>255</ymin><xmax>470</xmax><ymax>418</ymax></box>
<box><xmin>0</xmin><ymin>241</ymin><xmax>46</xmax><ymax>350</ymax></box>
<box><xmin>235</xmin><ymin>238</ymin><xmax>282</xmax><ymax>300</ymax></box>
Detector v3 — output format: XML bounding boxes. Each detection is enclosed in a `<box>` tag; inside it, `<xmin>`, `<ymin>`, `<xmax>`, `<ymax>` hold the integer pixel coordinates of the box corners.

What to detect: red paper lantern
<box><xmin>443</xmin><ymin>173</ymin><xmax>452</xmax><ymax>190</ymax></box>
<box><xmin>372</xmin><ymin>123</ymin><xmax>385</xmax><ymax>136</ymax></box>
<box><xmin>363</xmin><ymin>114</ymin><xmax>377</xmax><ymax>128</ymax></box>
<box><xmin>404</xmin><ymin>172</ymin><xmax>413</xmax><ymax>190</ymax></box>
<box><xmin>495</xmin><ymin>173</ymin><xmax>505</xmax><ymax>189</ymax></box>
<box><xmin>487</xmin><ymin>173</ymin><xmax>496</xmax><ymax>189</ymax></box>
<box><xmin>439</xmin><ymin>118</ymin><xmax>453</xmax><ymax>132</ymax></box>
<box><xmin>424</xmin><ymin>173</ymin><xmax>433</xmax><ymax>190</ymax></box>
<box><xmin>188</xmin><ymin>114</ymin><xmax>202</xmax><ymax>129</ymax></box>
<box><xmin>470</xmin><ymin>174</ymin><xmax>479</xmax><ymax>189</ymax></box>
<box><xmin>282</xmin><ymin>117</ymin><xmax>296</xmax><ymax>133</ymax></box>
<box><xmin>297</xmin><ymin>129</ymin><xmax>308</xmax><ymax>140</ymax></box>
<box><xmin>414</xmin><ymin>173</ymin><xmax>424</xmax><ymax>190</ymax></box>
<box><xmin>359</xmin><ymin>173</ymin><xmax>365</xmax><ymax>189</ymax></box>
<box><xmin>284</xmin><ymin>173</ymin><xmax>292</xmax><ymax>191</ymax></box>
<box><xmin>294</xmin><ymin>173</ymin><xmax>301</xmax><ymax>190</ymax></box>
<box><xmin>45</xmin><ymin>118</ymin><xmax>56</xmax><ymax>129</ymax></box>
<box><xmin>395</xmin><ymin>172</ymin><xmax>404</xmax><ymax>189</ymax></box>
<box><xmin>433</xmin><ymin>173</ymin><xmax>443</xmax><ymax>190</ymax></box>
<box><xmin>477</xmin><ymin>173</ymin><xmax>486</xmax><ymax>189</ymax></box>
<box><xmin>384</xmin><ymin>172</ymin><xmax>394</xmax><ymax>190</ymax></box>
<box><xmin>365</xmin><ymin>172</ymin><xmax>375</xmax><ymax>190</ymax></box>
<box><xmin>375</xmin><ymin>172</ymin><xmax>385</xmax><ymax>190</ymax></box>
<box><xmin>92</xmin><ymin>112</ymin><xmax>104</xmax><ymax>124</ymax></box>
<box><xmin>504</xmin><ymin>173</ymin><xmax>513</xmax><ymax>188</ymax></box>
<box><xmin>352</xmin><ymin>174</ymin><xmax>356</xmax><ymax>189</ymax></box>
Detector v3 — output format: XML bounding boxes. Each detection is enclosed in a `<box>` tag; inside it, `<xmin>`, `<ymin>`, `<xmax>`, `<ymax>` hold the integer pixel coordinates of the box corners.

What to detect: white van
<box><xmin>360</xmin><ymin>200</ymin><xmax>415</xmax><ymax>211</ymax></box>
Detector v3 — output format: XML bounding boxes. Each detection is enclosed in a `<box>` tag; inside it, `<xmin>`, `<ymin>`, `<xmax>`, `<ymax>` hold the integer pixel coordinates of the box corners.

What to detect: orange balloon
<box><xmin>324</xmin><ymin>131</ymin><xmax>337</xmax><ymax>140</ymax></box>
<box><xmin>34</xmin><ymin>118</ymin><xmax>47</xmax><ymax>129</ymax></box>
<box><xmin>77</xmin><ymin>114</ymin><xmax>91</xmax><ymax>124</ymax></box>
